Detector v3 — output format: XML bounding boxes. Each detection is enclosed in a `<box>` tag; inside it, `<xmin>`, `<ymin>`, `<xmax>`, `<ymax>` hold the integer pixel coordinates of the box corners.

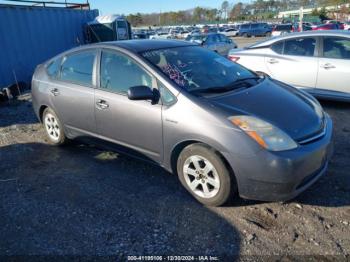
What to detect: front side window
<box><xmin>46</xmin><ymin>58</ymin><xmax>61</xmax><ymax>79</ymax></box>
<box><xmin>60</xmin><ymin>51</ymin><xmax>95</xmax><ymax>86</ymax></box>
<box><xmin>323</xmin><ymin>37</ymin><xmax>350</xmax><ymax>59</ymax></box>
<box><xmin>100</xmin><ymin>50</ymin><xmax>153</xmax><ymax>94</ymax></box>
<box><xmin>284</xmin><ymin>37</ymin><xmax>316</xmax><ymax>57</ymax></box>
<box><xmin>141</xmin><ymin>46</ymin><xmax>255</xmax><ymax>93</ymax></box>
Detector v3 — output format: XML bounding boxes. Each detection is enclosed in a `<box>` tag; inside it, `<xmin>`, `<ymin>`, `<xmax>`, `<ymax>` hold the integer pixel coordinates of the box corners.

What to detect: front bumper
<box><xmin>224</xmin><ymin>115</ymin><xmax>333</xmax><ymax>202</ymax></box>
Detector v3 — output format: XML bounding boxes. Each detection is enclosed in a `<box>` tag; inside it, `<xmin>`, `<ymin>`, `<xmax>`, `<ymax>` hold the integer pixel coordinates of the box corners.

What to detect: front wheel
<box><xmin>42</xmin><ymin>108</ymin><xmax>67</xmax><ymax>146</ymax></box>
<box><xmin>177</xmin><ymin>144</ymin><xmax>236</xmax><ymax>206</ymax></box>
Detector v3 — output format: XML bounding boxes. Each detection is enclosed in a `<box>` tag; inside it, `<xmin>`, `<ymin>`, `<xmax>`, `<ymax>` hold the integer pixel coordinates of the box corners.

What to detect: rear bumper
<box><xmin>224</xmin><ymin>115</ymin><xmax>333</xmax><ymax>202</ymax></box>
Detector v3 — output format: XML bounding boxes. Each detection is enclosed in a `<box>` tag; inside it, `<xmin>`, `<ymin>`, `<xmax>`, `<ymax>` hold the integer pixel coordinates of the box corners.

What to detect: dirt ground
<box><xmin>0</xmin><ymin>90</ymin><xmax>349</xmax><ymax>259</ymax></box>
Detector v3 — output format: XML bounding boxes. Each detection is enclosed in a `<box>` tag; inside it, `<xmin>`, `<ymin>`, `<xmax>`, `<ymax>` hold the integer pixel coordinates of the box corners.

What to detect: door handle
<box><xmin>50</xmin><ymin>88</ymin><xmax>60</xmax><ymax>96</ymax></box>
<box><xmin>267</xmin><ymin>58</ymin><xmax>279</xmax><ymax>64</ymax></box>
<box><xmin>96</xmin><ymin>99</ymin><xmax>109</xmax><ymax>110</ymax></box>
<box><xmin>321</xmin><ymin>63</ymin><xmax>335</xmax><ymax>69</ymax></box>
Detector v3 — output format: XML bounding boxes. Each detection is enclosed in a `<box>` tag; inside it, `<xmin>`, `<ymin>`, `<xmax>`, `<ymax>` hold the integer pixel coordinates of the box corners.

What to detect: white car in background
<box><xmin>228</xmin><ymin>31</ymin><xmax>350</xmax><ymax>101</ymax></box>
<box><xmin>150</xmin><ymin>32</ymin><xmax>172</xmax><ymax>39</ymax></box>
<box><xmin>177</xmin><ymin>30</ymin><xmax>190</xmax><ymax>39</ymax></box>
<box><xmin>222</xmin><ymin>28</ymin><xmax>238</xmax><ymax>37</ymax></box>
<box><xmin>271</xmin><ymin>24</ymin><xmax>293</xmax><ymax>37</ymax></box>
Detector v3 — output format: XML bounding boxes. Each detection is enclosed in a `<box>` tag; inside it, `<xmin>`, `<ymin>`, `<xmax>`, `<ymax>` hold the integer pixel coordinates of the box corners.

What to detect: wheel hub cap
<box><xmin>183</xmin><ymin>155</ymin><xmax>220</xmax><ymax>199</ymax></box>
<box><xmin>44</xmin><ymin>113</ymin><xmax>60</xmax><ymax>141</ymax></box>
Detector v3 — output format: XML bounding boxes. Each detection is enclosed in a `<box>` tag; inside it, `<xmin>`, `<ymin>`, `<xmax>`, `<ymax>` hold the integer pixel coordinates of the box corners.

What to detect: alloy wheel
<box><xmin>44</xmin><ymin>113</ymin><xmax>61</xmax><ymax>141</ymax></box>
<box><xmin>183</xmin><ymin>155</ymin><xmax>220</xmax><ymax>198</ymax></box>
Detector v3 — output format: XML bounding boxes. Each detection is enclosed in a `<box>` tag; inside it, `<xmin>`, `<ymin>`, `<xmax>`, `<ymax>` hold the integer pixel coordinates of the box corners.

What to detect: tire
<box><xmin>177</xmin><ymin>143</ymin><xmax>236</xmax><ymax>206</ymax></box>
<box><xmin>42</xmin><ymin>107</ymin><xmax>67</xmax><ymax>146</ymax></box>
<box><xmin>242</xmin><ymin>33</ymin><xmax>248</xmax><ymax>38</ymax></box>
<box><xmin>265</xmin><ymin>32</ymin><xmax>271</xmax><ymax>37</ymax></box>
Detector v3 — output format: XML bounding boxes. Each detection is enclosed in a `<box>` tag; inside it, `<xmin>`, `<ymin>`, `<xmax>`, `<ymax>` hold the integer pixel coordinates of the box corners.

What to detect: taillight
<box><xmin>228</xmin><ymin>55</ymin><xmax>240</xmax><ymax>62</ymax></box>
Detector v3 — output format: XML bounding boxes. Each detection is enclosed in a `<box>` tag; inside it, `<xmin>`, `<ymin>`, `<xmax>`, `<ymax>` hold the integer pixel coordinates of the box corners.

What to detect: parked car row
<box><xmin>185</xmin><ymin>33</ymin><xmax>237</xmax><ymax>56</ymax></box>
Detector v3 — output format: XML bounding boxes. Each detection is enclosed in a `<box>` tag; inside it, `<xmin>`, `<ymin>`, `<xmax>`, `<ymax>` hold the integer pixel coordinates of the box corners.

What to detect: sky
<box><xmin>88</xmin><ymin>0</ymin><xmax>249</xmax><ymax>16</ymax></box>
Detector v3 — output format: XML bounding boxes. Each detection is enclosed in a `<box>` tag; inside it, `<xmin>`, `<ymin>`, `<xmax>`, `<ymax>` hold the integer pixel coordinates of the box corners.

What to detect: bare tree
<box><xmin>221</xmin><ymin>1</ymin><xmax>229</xmax><ymax>20</ymax></box>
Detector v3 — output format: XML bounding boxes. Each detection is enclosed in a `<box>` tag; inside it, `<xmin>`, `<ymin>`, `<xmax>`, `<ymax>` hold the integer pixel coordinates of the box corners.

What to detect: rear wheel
<box><xmin>177</xmin><ymin>143</ymin><xmax>236</xmax><ymax>206</ymax></box>
<box><xmin>42</xmin><ymin>108</ymin><xmax>66</xmax><ymax>146</ymax></box>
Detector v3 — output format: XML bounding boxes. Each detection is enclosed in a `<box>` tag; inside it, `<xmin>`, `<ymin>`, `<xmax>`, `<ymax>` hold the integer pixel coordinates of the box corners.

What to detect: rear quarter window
<box><xmin>271</xmin><ymin>41</ymin><xmax>284</xmax><ymax>54</ymax></box>
<box><xmin>46</xmin><ymin>58</ymin><xmax>61</xmax><ymax>79</ymax></box>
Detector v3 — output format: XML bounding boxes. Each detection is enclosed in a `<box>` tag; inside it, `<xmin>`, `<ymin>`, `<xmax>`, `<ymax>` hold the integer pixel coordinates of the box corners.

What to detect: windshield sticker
<box><xmin>214</xmin><ymin>57</ymin><xmax>234</xmax><ymax>68</ymax></box>
<box><xmin>161</xmin><ymin>64</ymin><xmax>186</xmax><ymax>87</ymax></box>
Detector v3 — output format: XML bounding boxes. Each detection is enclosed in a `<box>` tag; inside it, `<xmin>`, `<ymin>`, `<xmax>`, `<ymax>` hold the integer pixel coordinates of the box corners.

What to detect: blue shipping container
<box><xmin>0</xmin><ymin>5</ymin><xmax>98</xmax><ymax>87</ymax></box>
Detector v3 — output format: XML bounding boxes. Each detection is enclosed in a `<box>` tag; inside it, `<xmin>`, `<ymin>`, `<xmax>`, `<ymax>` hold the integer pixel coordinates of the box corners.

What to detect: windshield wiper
<box><xmin>191</xmin><ymin>76</ymin><xmax>263</xmax><ymax>94</ymax></box>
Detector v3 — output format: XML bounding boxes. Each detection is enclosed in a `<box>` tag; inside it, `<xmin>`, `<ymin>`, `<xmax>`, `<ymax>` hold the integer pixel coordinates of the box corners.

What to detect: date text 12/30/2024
<box><xmin>127</xmin><ymin>255</ymin><xmax>219</xmax><ymax>261</ymax></box>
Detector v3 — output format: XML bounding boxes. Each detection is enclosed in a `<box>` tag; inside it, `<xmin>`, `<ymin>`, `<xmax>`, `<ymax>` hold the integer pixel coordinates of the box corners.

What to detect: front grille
<box><xmin>297</xmin><ymin>118</ymin><xmax>326</xmax><ymax>145</ymax></box>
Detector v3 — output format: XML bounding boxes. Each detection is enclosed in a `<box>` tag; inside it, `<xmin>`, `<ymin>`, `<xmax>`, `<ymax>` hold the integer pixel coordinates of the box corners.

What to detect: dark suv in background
<box><xmin>238</xmin><ymin>23</ymin><xmax>272</xmax><ymax>37</ymax></box>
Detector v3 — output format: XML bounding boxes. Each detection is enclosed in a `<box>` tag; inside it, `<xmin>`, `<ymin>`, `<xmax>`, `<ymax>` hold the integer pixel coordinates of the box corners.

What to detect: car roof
<box><xmin>90</xmin><ymin>39</ymin><xmax>196</xmax><ymax>53</ymax></box>
<box><xmin>250</xmin><ymin>30</ymin><xmax>350</xmax><ymax>48</ymax></box>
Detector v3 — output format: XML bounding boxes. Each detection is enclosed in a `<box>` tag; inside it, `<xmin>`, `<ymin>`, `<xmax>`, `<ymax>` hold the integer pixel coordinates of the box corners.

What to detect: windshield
<box><xmin>141</xmin><ymin>46</ymin><xmax>256</xmax><ymax>93</ymax></box>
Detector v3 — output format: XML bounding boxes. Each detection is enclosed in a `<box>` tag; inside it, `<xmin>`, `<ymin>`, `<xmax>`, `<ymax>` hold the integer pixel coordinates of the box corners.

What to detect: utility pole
<box><xmin>299</xmin><ymin>7</ymin><xmax>304</xmax><ymax>32</ymax></box>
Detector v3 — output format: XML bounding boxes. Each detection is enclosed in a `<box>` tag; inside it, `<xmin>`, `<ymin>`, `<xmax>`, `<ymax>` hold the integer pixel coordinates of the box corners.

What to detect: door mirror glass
<box><xmin>128</xmin><ymin>85</ymin><xmax>155</xmax><ymax>101</ymax></box>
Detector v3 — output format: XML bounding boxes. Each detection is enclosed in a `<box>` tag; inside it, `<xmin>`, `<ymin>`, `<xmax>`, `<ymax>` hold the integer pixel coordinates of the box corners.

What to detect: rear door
<box><xmin>265</xmin><ymin>37</ymin><xmax>319</xmax><ymax>90</ymax></box>
<box><xmin>94</xmin><ymin>49</ymin><xmax>163</xmax><ymax>162</ymax></box>
<box><xmin>50</xmin><ymin>49</ymin><xmax>97</xmax><ymax>134</ymax></box>
<box><xmin>316</xmin><ymin>36</ymin><xmax>350</xmax><ymax>94</ymax></box>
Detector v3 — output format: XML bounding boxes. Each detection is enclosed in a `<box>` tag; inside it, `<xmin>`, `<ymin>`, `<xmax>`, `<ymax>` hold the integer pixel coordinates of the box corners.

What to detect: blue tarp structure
<box><xmin>0</xmin><ymin>5</ymin><xmax>98</xmax><ymax>87</ymax></box>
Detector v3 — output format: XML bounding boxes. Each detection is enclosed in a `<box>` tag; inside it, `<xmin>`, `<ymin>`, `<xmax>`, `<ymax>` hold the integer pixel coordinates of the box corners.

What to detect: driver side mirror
<box><xmin>127</xmin><ymin>85</ymin><xmax>158</xmax><ymax>103</ymax></box>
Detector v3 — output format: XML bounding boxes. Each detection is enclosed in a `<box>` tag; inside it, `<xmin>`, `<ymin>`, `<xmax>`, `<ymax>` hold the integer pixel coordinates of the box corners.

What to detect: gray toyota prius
<box><xmin>32</xmin><ymin>40</ymin><xmax>333</xmax><ymax>206</ymax></box>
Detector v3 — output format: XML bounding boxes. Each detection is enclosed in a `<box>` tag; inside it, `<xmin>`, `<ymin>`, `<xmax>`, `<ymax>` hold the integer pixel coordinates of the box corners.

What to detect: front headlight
<box><xmin>229</xmin><ymin>115</ymin><xmax>298</xmax><ymax>151</ymax></box>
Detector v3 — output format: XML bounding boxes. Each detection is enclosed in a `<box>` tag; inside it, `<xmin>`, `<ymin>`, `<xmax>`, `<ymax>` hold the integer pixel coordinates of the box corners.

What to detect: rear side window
<box><xmin>240</xmin><ymin>24</ymin><xmax>250</xmax><ymax>29</ymax></box>
<box><xmin>60</xmin><ymin>51</ymin><xmax>95</xmax><ymax>86</ymax></box>
<box><xmin>100</xmin><ymin>50</ymin><xmax>153</xmax><ymax>94</ymax></box>
<box><xmin>323</xmin><ymin>37</ymin><xmax>350</xmax><ymax>59</ymax></box>
<box><xmin>284</xmin><ymin>37</ymin><xmax>316</xmax><ymax>57</ymax></box>
<box><xmin>46</xmin><ymin>58</ymin><xmax>61</xmax><ymax>79</ymax></box>
<box><xmin>271</xmin><ymin>41</ymin><xmax>284</xmax><ymax>54</ymax></box>
<box><xmin>276</xmin><ymin>25</ymin><xmax>292</xmax><ymax>31</ymax></box>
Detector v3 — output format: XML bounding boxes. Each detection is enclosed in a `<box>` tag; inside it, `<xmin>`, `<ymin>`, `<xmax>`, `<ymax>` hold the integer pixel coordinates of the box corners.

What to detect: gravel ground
<box><xmin>1</xmin><ymin>92</ymin><xmax>349</xmax><ymax>260</ymax></box>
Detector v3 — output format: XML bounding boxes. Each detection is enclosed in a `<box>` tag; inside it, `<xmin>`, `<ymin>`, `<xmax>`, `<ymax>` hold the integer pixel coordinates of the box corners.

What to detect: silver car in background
<box><xmin>186</xmin><ymin>33</ymin><xmax>237</xmax><ymax>56</ymax></box>
<box><xmin>228</xmin><ymin>31</ymin><xmax>350</xmax><ymax>101</ymax></box>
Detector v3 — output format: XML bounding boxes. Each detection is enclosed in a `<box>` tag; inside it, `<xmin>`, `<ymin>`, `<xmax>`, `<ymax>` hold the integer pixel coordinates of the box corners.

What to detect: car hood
<box><xmin>207</xmin><ymin>78</ymin><xmax>324</xmax><ymax>141</ymax></box>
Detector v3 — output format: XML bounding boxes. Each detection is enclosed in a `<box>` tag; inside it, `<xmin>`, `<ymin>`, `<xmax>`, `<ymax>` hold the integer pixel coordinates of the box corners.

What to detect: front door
<box><xmin>316</xmin><ymin>36</ymin><xmax>350</xmax><ymax>95</ymax></box>
<box><xmin>94</xmin><ymin>49</ymin><xmax>163</xmax><ymax>162</ymax></box>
